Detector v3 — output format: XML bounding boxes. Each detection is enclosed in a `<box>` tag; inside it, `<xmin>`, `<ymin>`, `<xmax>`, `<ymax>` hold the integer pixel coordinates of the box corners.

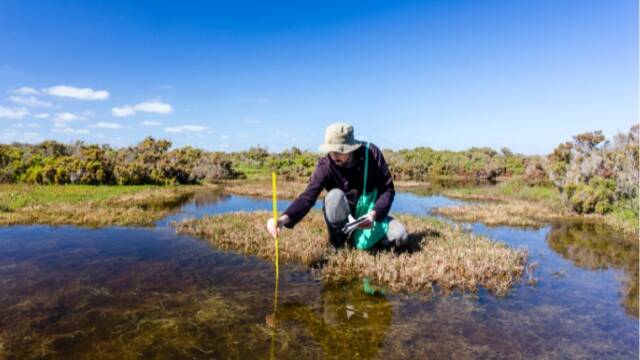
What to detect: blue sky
<box><xmin>0</xmin><ymin>0</ymin><xmax>637</xmax><ymax>154</ymax></box>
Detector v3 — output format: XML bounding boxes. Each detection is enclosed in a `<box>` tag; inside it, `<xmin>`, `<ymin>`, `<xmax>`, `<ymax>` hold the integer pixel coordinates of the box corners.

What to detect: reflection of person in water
<box><xmin>276</xmin><ymin>281</ymin><xmax>392</xmax><ymax>359</ymax></box>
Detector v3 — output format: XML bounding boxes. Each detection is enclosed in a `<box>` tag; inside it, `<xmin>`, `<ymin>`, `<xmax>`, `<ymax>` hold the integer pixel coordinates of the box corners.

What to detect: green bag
<box><xmin>353</xmin><ymin>142</ymin><xmax>389</xmax><ymax>250</ymax></box>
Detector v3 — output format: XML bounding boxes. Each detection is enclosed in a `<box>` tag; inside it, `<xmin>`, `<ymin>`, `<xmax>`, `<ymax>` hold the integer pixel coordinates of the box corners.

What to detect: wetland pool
<box><xmin>0</xmin><ymin>190</ymin><xmax>637</xmax><ymax>359</ymax></box>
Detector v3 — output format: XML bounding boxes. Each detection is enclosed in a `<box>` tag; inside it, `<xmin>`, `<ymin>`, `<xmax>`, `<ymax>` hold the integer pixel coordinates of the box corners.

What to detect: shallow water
<box><xmin>0</xmin><ymin>190</ymin><xmax>637</xmax><ymax>359</ymax></box>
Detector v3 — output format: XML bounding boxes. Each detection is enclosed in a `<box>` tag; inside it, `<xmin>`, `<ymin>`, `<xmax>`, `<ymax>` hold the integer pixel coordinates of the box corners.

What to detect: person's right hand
<box><xmin>266</xmin><ymin>215</ymin><xmax>288</xmax><ymax>238</ymax></box>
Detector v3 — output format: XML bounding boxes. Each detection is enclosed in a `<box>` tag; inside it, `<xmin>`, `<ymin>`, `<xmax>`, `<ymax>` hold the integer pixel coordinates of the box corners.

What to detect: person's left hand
<box><xmin>357</xmin><ymin>210</ymin><xmax>376</xmax><ymax>229</ymax></box>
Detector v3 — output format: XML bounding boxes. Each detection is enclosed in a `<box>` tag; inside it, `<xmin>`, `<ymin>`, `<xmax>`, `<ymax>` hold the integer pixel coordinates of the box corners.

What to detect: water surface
<box><xmin>0</xmin><ymin>190</ymin><xmax>637</xmax><ymax>359</ymax></box>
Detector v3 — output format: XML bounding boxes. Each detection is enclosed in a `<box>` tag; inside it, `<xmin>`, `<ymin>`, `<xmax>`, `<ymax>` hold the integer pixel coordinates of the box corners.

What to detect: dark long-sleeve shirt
<box><xmin>283</xmin><ymin>143</ymin><xmax>395</xmax><ymax>228</ymax></box>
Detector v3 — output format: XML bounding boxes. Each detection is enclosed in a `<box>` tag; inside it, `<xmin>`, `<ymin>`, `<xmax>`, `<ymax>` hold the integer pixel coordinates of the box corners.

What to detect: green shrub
<box><xmin>548</xmin><ymin>126</ymin><xmax>638</xmax><ymax>215</ymax></box>
<box><xmin>565</xmin><ymin>177</ymin><xmax>616</xmax><ymax>214</ymax></box>
<box><xmin>0</xmin><ymin>138</ymin><xmax>241</xmax><ymax>185</ymax></box>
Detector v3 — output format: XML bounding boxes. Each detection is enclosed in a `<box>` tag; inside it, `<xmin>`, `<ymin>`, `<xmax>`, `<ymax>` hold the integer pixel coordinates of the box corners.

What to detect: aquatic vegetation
<box><xmin>1</xmin><ymin>287</ymin><xmax>256</xmax><ymax>359</ymax></box>
<box><xmin>0</xmin><ymin>184</ymin><xmax>200</xmax><ymax>226</ymax></box>
<box><xmin>441</xmin><ymin>178</ymin><xmax>639</xmax><ymax>240</ymax></box>
<box><xmin>1</xmin><ymin>206</ymin><xmax>637</xmax><ymax>358</ymax></box>
<box><xmin>432</xmin><ymin>200</ymin><xmax>572</xmax><ymax>228</ymax></box>
<box><xmin>172</xmin><ymin>211</ymin><xmax>527</xmax><ymax>295</ymax></box>
<box><xmin>275</xmin><ymin>282</ymin><xmax>393</xmax><ymax>359</ymax></box>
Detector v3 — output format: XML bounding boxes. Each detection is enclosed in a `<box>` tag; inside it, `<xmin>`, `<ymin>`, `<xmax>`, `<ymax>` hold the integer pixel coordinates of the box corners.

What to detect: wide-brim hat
<box><xmin>318</xmin><ymin>122</ymin><xmax>363</xmax><ymax>154</ymax></box>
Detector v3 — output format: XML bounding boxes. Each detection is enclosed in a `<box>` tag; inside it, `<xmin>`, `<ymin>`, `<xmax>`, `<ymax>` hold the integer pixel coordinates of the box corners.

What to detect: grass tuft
<box><xmin>221</xmin><ymin>178</ymin><xmax>313</xmax><ymax>200</ymax></box>
<box><xmin>0</xmin><ymin>184</ymin><xmax>200</xmax><ymax>227</ymax></box>
<box><xmin>172</xmin><ymin>211</ymin><xmax>527</xmax><ymax>295</ymax></box>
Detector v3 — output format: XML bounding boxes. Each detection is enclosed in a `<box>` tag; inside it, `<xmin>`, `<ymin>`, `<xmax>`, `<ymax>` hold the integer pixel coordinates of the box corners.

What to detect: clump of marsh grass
<box><xmin>443</xmin><ymin>178</ymin><xmax>565</xmax><ymax>209</ymax></box>
<box><xmin>432</xmin><ymin>200</ymin><xmax>639</xmax><ymax>241</ymax></box>
<box><xmin>172</xmin><ymin>211</ymin><xmax>527</xmax><ymax>295</ymax></box>
<box><xmin>440</xmin><ymin>181</ymin><xmax>639</xmax><ymax>240</ymax></box>
<box><xmin>431</xmin><ymin>201</ymin><xmax>569</xmax><ymax>228</ymax></box>
<box><xmin>222</xmin><ymin>179</ymin><xmax>317</xmax><ymax>200</ymax></box>
<box><xmin>107</xmin><ymin>186</ymin><xmax>205</xmax><ymax>209</ymax></box>
<box><xmin>173</xmin><ymin>211</ymin><xmax>328</xmax><ymax>265</ymax></box>
<box><xmin>0</xmin><ymin>185</ymin><xmax>199</xmax><ymax>227</ymax></box>
<box><xmin>321</xmin><ymin>215</ymin><xmax>527</xmax><ymax>295</ymax></box>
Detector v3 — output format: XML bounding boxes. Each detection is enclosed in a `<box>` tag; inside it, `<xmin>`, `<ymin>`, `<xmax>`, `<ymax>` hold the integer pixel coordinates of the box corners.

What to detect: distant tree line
<box><xmin>1</xmin><ymin>126</ymin><xmax>637</xmax><ymax>217</ymax></box>
<box><xmin>0</xmin><ymin>137</ymin><xmax>238</xmax><ymax>185</ymax></box>
<box><xmin>383</xmin><ymin>146</ymin><xmax>526</xmax><ymax>181</ymax></box>
<box><xmin>224</xmin><ymin>145</ymin><xmax>528</xmax><ymax>182</ymax></box>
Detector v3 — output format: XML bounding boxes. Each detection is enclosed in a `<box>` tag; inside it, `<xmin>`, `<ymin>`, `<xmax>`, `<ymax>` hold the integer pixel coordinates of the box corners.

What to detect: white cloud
<box><xmin>44</xmin><ymin>85</ymin><xmax>109</xmax><ymax>100</ymax></box>
<box><xmin>10</xmin><ymin>123</ymin><xmax>40</xmax><ymax>129</ymax></box>
<box><xmin>0</xmin><ymin>106</ymin><xmax>29</xmax><ymax>119</ymax></box>
<box><xmin>112</xmin><ymin>106</ymin><xmax>136</xmax><ymax>117</ymax></box>
<box><xmin>13</xmin><ymin>87</ymin><xmax>39</xmax><ymax>95</ymax></box>
<box><xmin>55</xmin><ymin>112</ymin><xmax>82</xmax><ymax>121</ymax></box>
<box><xmin>141</xmin><ymin>120</ymin><xmax>162</xmax><ymax>126</ymax></box>
<box><xmin>91</xmin><ymin>122</ymin><xmax>123</xmax><ymax>129</ymax></box>
<box><xmin>220</xmin><ymin>134</ymin><xmax>229</xmax><ymax>139</ymax></box>
<box><xmin>112</xmin><ymin>100</ymin><xmax>173</xmax><ymax>117</ymax></box>
<box><xmin>164</xmin><ymin>125</ymin><xmax>207</xmax><ymax>133</ymax></box>
<box><xmin>134</xmin><ymin>101</ymin><xmax>172</xmax><ymax>114</ymax></box>
<box><xmin>52</xmin><ymin>127</ymin><xmax>90</xmax><ymax>135</ymax></box>
<box><xmin>34</xmin><ymin>113</ymin><xmax>51</xmax><ymax>119</ymax></box>
<box><xmin>9</xmin><ymin>95</ymin><xmax>54</xmax><ymax>108</ymax></box>
<box><xmin>53</xmin><ymin>112</ymin><xmax>84</xmax><ymax>128</ymax></box>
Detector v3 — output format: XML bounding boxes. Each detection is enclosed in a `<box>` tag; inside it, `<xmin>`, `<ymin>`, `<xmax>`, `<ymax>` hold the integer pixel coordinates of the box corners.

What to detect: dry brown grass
<box><xmin>222</xmin><ymin>179</ymin><xmax>313</xmax><ymax>199</ymax></box>
<box><xmin>172</xmin><ymin>211</ymin><xmax>527</xmax><ymax>295</ymax></box>
<box><xmin>0</xmin><ymin>186</ymin><xmax>199</xmax><ymax>227</ymax></box>
<box><xmin>433</xmin><ymin>199</ymin><xmax>640</xmax><ymax>241</ymax></box>
<box><xmin>222</xmin><ymin>178</ymin><xmax>432</xmax><ymax>199</ymax></box>
<box><xmin>432</xmin><ymin>201</ymin><xmax>573</xmax><ymax>228</ymax></box>
<box><xmin>394</xmin><ymin>180</ymin><xmax>431</xmax><ymax>189</ymax></box>
<box><xmin>173</xmin><ymin>210</ymin><xmax>328</xmax><ymax>265</ymax></box>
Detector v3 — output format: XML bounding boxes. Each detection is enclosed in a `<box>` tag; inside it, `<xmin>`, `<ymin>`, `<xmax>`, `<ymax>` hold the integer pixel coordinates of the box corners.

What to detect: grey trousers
<box><xmin>323</xmin><ymin>188</ymin><xmax>408</xmax><ymax>249</ymax></box>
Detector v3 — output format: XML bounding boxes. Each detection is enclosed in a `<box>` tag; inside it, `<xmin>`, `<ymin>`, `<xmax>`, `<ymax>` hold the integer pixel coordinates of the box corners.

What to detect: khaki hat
<box><xmin>319</xmin><ymin>122</ymin><xmax>363</xmax><ymax>154</ymax></box>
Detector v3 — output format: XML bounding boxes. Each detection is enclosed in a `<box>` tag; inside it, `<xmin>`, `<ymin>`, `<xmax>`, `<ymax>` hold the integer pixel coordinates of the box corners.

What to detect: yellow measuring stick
<box><xmin>270</xmin><ymin>171</ymin><xmax>279</xmax><ymax>359</ymax></box>
<box><xmin>272</xmin><ymin>171</ymin><xmax>279</xmax><ymax>299</ymax></box>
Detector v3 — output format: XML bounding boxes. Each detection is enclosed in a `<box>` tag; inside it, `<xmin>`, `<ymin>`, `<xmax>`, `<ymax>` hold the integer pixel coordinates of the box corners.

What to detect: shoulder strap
<box><xmin>362</xmin><ymin>142</ymin><xmax>369</xmax><ymax>195</ymax></box>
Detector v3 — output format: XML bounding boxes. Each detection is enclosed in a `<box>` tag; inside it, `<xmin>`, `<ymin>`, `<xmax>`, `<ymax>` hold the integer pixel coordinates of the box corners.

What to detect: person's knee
<box><xmin>324</xmin><ymin>188</ymin><xmax>349</xmax><ymax>226</ymax></box>
<box><xmin>325</xmin><ymin>188</ymin><xmax>345</xmax><ymax>207</ymax></box>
